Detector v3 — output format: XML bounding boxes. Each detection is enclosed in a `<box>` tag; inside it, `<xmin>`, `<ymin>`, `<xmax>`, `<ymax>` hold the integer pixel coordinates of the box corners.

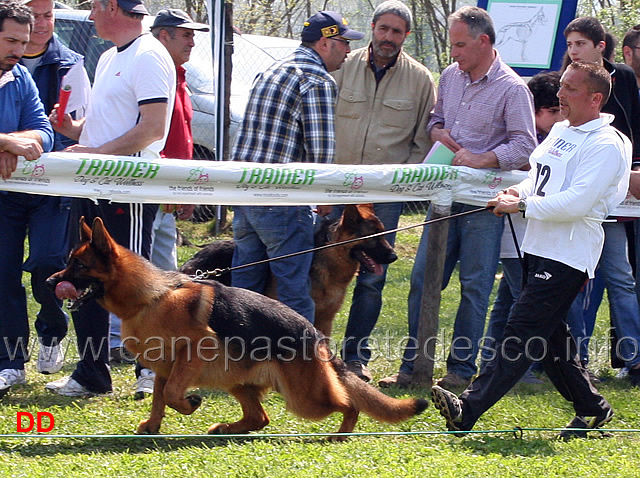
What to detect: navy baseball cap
<box><xmin>301</xmin><ymin>11</ymin><xmax>364</xmax><ymax>42</ymax></box>
<box><xmin>152</xmin><ymin>9</ymin><xmax>210</xmax><ymax>32</ymax></box>
<box><xmin>117</xmin><ymin>0</ymin><xmax>149</xmax><ymax>15</ymax></box>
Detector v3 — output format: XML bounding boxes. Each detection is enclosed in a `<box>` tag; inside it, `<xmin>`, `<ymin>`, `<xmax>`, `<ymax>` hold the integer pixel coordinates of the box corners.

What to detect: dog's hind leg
<box><xmin>163</xmin><ymin>348</ymin><xmax>205</xmax><ymax>415</ymax></box>
<box><xmin>137</xmin><ymin>374</ymin><xmax>168</xmax><ymax>434</ymax></box>
<box><xmin>208</xmin><ymin>384</ymin><xmax>270</xmax><ymax>435</ymax></box>
<box><xmin>329</xmin><ymin>407</ymin><xmax>360</xmax><ymax>441</ymax></box>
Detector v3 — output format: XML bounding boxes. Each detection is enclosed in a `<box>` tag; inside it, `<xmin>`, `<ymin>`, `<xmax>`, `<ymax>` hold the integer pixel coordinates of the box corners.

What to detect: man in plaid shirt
<box><xmin>231</xmin><ymin>11</ymin><xmax>363</xmax><ymax>323</ymax></box>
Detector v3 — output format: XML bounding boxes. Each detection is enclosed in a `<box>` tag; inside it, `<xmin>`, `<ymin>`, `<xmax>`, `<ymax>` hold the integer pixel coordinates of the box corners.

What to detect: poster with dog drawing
<box><xmin>488</xmin><ymin>0</ymin><xmax>561</xmax><ymax>68</ymax></box>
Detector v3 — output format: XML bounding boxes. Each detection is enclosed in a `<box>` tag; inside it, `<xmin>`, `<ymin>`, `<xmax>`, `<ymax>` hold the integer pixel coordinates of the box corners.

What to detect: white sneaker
<box><xmin>133</xmin><ymin>368</ymin><xmax>155</xmax><ymax>400</ymax></box>
<box><xmin>616</xmin><ymin>367</ymin><xmax>629</xmax><ymax>379</ymax></box>
<box><xmin>37</xmin><ymin>343</ymin><xmax>65</xmax><ymax>374</ymax></box>
<box><xmin>0</xmin><ymin>369</ymin><xmax>26</xmax><ymax>398</ymax></box>
<box><xmin>45</xmin><ymin>376</ymin><xmax>98</xmax><ymax>397</ymax></box>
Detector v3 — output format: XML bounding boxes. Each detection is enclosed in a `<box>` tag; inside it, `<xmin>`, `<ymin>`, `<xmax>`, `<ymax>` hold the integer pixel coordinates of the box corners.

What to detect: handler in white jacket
<box><xmin>432</xmin><ymin>61</ymin><xmax>631</xmax><ymax>439</ymax></box>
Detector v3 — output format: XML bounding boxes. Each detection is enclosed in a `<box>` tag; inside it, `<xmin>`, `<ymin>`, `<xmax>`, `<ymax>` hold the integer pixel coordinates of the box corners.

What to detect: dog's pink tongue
<box><xmin>55</xmin><ymin>281</ymin><xmax>78</xmax><ymax>300</ymax></box>
<box><xmin>373</xmin><ymin>263</ymin><xmax>384</xmax><ymax>275</ymax></box>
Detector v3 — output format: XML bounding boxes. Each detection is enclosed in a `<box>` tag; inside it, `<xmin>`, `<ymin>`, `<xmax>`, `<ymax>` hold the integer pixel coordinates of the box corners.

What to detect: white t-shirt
<box><xmin>80</xmin><ymin>34</ymin><xmax>176</xmax><ymax>159</ymax></box>
<box><xmin>517</xmin><ymin>114</ymin><xmax>631</xmax><ymax>278</ymax></box>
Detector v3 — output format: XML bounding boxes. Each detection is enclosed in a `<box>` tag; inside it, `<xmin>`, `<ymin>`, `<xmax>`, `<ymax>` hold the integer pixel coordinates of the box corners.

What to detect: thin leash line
<box><xmin>195</xmin><ymin>205</ymin><xmax>490</xmax><ymax>279</ymax></box>
<box><xmin>505</xmin><ymin>212</ymin><xmax>524</xmax><ymax>266</ymax></box>
<box><xmin>1</xmin><ymin>427</ymin><xmax>639</xmax><ymax>440</ymax></box>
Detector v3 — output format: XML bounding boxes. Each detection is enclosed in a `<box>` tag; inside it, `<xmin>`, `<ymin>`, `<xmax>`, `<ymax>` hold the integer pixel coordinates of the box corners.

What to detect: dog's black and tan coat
<box><xmin>47</xmin><ymin>217</ymin><xmax>427</xmax><ymax>437</ymax></box>
<box><xmin>179</xmin><ymin>204</ymin><xmax>397</xmax><ymax>336</ymax></box>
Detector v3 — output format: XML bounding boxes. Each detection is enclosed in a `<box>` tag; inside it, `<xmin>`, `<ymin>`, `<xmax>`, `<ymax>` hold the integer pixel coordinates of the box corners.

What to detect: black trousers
<box><xmin>69</xmin><ymin>199</ymin><xmax>157</xmax><ymax>393</ymax></box>
<box><xmin>459</xmin><ymin>254</ymin><xmax>610</xmax><ymax>430</ymax></box>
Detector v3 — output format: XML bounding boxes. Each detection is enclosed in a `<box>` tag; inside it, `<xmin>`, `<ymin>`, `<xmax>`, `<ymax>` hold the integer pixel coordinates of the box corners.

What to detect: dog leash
<box><xmin>193</xmin><ymin>205</ymin><xmax>491</xmax><ymax>280</ymax></box>
<box><xmin>505</xmin><ymin>212</ymin><xmax>524</xmax><ymax>265</ymax></box>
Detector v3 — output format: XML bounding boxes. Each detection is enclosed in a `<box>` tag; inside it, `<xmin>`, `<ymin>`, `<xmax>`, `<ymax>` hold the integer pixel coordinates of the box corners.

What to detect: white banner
<box><xmin>1</xmin><ymin>152</ymin><xmax>639</xmax><ymax>216</ymax></box>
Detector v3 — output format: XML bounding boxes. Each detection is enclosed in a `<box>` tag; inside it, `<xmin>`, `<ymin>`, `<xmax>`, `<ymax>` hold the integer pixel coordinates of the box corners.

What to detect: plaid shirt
<box><xmin>233</xmin><ymin>46</ymin><xmax>337</xmax><ymax>164</ymax></box>
<box><xmin>428</xmin><ymin>51</ymin><xmax>536</xmax><ymax>171</ymax></box>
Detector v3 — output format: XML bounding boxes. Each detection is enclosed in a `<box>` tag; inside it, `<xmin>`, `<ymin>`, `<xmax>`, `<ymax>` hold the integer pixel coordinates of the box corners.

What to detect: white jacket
<box><xmin>517</xmin><ymin>114</ymin><xmax>631</xmax><ymax>277</ymax></box>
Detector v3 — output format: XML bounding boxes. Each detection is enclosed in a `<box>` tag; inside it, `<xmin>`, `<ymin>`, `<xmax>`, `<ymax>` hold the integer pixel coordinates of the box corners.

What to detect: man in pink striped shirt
<box><xmin>381</xmin><ymin>6</ymin><xmax>536</xmax><ymax>390</ymax></box>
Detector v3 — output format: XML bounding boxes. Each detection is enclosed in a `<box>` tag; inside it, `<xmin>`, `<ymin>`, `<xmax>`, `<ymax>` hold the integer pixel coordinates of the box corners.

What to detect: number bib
<box><xmin>530</xmin><ymin>126</ymin><xmax>586</xmax><ymax>197</ymax></box>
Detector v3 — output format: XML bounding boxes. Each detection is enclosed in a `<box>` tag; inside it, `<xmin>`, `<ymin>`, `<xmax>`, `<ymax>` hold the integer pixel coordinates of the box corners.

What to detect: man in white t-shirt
<box><xmin>46</xmin><ymin>0</ymin><xmax>175</xmax><ymax>398</ymax></box>
<box><xmin>432</xmin><ymin>61</ymin><xmax>630</xmax><ymax>439</ymax></box>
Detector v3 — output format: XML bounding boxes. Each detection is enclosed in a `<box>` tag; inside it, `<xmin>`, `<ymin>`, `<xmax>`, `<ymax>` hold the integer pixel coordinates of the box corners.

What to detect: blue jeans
<box><xmin>565</xmin><ymin>272</ymin><xmax>604</xmax><ymax>364</ymax></box>
<box><xmin>232</xmin><ymin>205</ymin><xmax>315</xmax><ymax>323</ymax></box>
<box><xmin>339</xmin><ymin>202</ymin><xmax>404</xmax><ymax>364</ymax></box>
<box><xmin>480</xmin><ymin>257</ymin><xmax>522</xmax><ymax>368</ymax></box>
<box><xmin>635</xmin><ymin>219</ymin><xmax>640</xmax><ymax>311</ymax></box>
<box><xmin>400</xmin><ymin>203</ymin><xmax>503</xmax><ymax>378</ymax></box>
<box><xmin>0</xmin><ymin>192</ymin><xmax>70</xmax><ymax>369</ymax></box>
<box><xmin>597</xmin><ymin>222</ymin><xmax>640</xmax><ymax>367</ymax></box>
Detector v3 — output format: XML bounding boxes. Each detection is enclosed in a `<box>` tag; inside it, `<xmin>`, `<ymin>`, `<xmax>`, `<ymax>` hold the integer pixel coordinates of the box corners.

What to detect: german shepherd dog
<box><xmin>47</xmin><ymin>217</ymin><xmax>427</xmax><ymax>436</ymax></box>
<box><xmin>179</xmin><ymin>204</ymin><xmax>398</xmax><ymax>336</ymax></box>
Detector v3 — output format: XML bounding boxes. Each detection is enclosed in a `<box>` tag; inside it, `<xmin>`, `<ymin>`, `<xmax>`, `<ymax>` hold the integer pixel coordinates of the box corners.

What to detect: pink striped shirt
<box><xmin>428</xmin><ymin>51</ymin><xmax>536</xmax><ymax>171</ymax></box>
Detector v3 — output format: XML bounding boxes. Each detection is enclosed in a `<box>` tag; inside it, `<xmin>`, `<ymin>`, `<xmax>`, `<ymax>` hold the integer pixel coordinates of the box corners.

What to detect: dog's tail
<box><xmin>334</xmin><ymin>361</ymin><xmax>429</xmax><ymax>423</ymax></box>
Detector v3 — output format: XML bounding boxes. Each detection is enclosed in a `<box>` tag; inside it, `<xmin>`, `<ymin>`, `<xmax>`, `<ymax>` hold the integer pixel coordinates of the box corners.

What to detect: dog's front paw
<box><xmin>136</xmin><ymin>419</ymin><xmax>161</xmax><ymax>435</ymax></box>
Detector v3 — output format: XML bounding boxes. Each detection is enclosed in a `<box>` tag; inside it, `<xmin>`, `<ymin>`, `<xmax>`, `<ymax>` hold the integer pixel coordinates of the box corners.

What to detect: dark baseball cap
<box><xmin>151</xmin><ymin>9</ymin><xmax>210</xmax><ymax>32</ymax></box>
<box><xmin>116</xmin><ymin>0</ymin><xmax>149</xmax><ymax>15</ymax></box>
<box><xmin>301</xmin><ymin>11</ymin><xmax>364</xmax><ymax>42</ymax></box>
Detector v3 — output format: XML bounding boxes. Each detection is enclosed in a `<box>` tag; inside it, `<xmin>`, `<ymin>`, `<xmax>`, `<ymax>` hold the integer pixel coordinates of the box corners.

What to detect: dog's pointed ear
<box><xmin>355</xmin><ymin>203</ymin><xmax>375</xmax><ymax>219</ymax></box>
<box><xmin>90</xmin><ymin>217</ymin><xmax>116</xmax><ymax>255</ymax></box>
<box><xmin>79</xmin><ymin>216</ymin><xmax>92</xmax><ymax>242</ymax></box>
<box><xmin>339</xmin><ymin>204</ymin><xmax>364</xmax><ymax>233</ymax></box>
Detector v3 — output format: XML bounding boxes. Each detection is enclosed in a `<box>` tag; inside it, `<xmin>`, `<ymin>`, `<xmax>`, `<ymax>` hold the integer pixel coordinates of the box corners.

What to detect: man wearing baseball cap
<box><xmin>231</xmin><ymin>12</ymin><xmax>363</xmax><ymax>325</ymax></box>
<box><xmin>147</xmin><ymin>10</ymin><xmax>207</xmax><ymax>270</ymax></box>
<box><xmin>301</xmin><ymin>11</ymin><xmax>365</xmax><ymax>43</ymax></box>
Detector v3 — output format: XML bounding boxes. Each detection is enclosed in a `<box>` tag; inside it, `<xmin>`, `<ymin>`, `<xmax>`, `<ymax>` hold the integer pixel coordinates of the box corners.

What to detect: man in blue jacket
<box><xmin>14</xmin><ymin>0</ymin><xmax>88</xmax><ymax>377</ymax></box>
<box><xmin>0</xmin><ymin>0</ymin><xmax>55</xmax><ymax>398</ymax></box>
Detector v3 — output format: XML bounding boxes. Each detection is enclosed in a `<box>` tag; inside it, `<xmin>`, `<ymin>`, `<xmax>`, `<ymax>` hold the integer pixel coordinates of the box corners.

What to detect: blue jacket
<box><xmin>0</xmin><ymin>64</ymin><xmax>54</xmax><ymax>152</ymax></box>
<box><xmin>21</xmin><ymin>34</ymin><xmax>84</xmax><ymax>151</ymax></box>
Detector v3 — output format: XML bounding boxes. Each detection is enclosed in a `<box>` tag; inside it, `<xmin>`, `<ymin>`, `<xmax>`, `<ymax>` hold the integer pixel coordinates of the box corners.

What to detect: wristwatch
<box><xmin>517</xmin><ymin>198</ymin><xmax>527</xmax><ymax>217</ymax></box>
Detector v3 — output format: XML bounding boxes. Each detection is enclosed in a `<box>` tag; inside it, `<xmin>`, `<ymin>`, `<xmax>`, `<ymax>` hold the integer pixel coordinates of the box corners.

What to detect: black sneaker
<box><xmin>558</xmin><ymin>406</ymin><xmax>614</xmax><ymax>440</ymax></box>
<box><xmin>629</xmin><ymin>366</ymin><xmax>640</xmax><ymax>387</ymax></box>
<box><xmin>431</xmin><ymin>385</ymin><xmax>464</xmax><ymax>433</ymax></box>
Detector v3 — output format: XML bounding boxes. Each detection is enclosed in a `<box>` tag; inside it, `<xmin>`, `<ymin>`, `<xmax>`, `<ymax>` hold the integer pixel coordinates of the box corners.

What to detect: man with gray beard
<box><xmin>330</xmin><ymin>0</ymin><xmax>436</xmax><ymax>383</ymax></box>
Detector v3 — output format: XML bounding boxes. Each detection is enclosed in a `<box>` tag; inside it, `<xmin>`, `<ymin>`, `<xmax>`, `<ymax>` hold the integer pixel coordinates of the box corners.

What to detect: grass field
<box><xmin>1</xmin><ymin>211</ymin><xmax>639</xmax><ymax>477</ymax></box>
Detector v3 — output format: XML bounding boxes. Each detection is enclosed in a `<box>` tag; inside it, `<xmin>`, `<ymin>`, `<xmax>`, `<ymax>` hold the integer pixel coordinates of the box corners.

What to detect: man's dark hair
<box><xmin>603</xmin><ymin>32</ymin><xmax>617</xmax><ymax>61</ymax></box>
<box><xmin>564</xmin><ymin>17</ymin><xmax>605</xmax><ymax>46</ymax></box>
<box><xmin>566</xmin><ymin>60</ymin><xmax>611</xmax><ymax>108</ymax></box>
<box><xmin>449</xmin><ymin>6</ymin><xmax>496</xmax><ymax>45</ymax></box>
<box><xmin>622</xmin><ymin>25</ymin><xmax>640</xmax><ymax>50</ymax></box>
<box><xmin>528</xmin><ymin>71</ymin><xmax>560</xmax><ymax>112</ymax></box>
<box><xmin>0</xmin><ymin>0</ymin><xmax>34</xmax><ymax>33</ymax></box>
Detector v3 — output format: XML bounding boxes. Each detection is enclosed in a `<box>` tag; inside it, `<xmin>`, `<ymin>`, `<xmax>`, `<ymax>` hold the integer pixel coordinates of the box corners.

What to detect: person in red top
<box><xmin>149</xmin><ymin>8</ymin><xmax>209</xmax><ymax>271</ymax></box>
<box><xmin>108</xmin><ymin>9</ymin><xmax>210</xmax><ymax>398</ymax></box>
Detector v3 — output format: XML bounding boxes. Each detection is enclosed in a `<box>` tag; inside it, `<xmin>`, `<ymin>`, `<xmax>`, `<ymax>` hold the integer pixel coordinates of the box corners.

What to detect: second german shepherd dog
<box><xmin>179</xmin><ymin>204</ymin><xmax>398</xmax><ymax>336</ymax></box>
<box><xmin>47</xmin><ymin>218</ymin><xmax>427</xmax><ymax>437</ymax></box>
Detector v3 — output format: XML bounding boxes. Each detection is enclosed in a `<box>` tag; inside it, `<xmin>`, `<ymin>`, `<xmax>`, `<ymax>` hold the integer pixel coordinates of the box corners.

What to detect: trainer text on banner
<box><xmin>1</xmin><ymin>152</ymin><xmax>639</xmax><ymax>215</ymax></box>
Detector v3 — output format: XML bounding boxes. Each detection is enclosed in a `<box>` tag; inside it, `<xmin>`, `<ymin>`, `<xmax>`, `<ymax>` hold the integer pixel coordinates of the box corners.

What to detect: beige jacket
<box><xmin>332</xmin><ymin>46</ymin><xmax>436</xmax><ymax>165</ymax></box>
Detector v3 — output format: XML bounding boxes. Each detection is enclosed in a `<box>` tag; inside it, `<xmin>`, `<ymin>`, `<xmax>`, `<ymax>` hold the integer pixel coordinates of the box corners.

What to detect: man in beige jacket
<box><xmin>330</xmin><ymin>0</ymin><xmax>436</xmax><ymax>383</ymax></box>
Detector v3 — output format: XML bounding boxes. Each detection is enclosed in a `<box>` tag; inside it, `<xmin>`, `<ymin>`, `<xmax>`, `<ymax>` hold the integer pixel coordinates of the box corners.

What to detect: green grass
<box><xmin>2</xmin><ymin>211</ymin><xmax>640</xmax><ymax>477</ymax></box>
